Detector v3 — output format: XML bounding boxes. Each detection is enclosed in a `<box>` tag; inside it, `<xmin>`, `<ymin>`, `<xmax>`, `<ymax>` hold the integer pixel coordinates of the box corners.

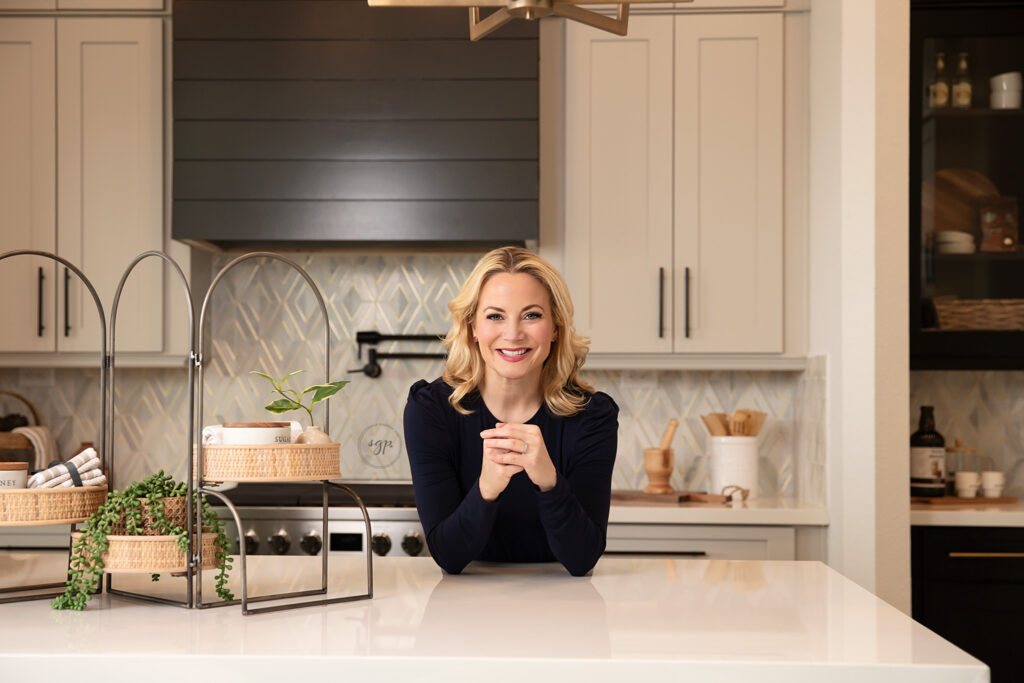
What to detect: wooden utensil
<box><xmin>659</xmin><ymin>419</ymin><xmax>679</xmax><ymax>450</ymax></box>
<box><xmin>728</xmin><ymin>411</ymin><xmax>748</xmax><ymax>436</ymax></box>
<box><xmin>701</xmin><ymin>414</ymin><xmax>728</xmax><ymax>436</ymax></box>
<box><xmin>710</xmin><ymin>413</ymin><xmax>729</xmax><ymax>435</ymax></box>
<box><xmin>748</xmin><ymin>410</ymin><xmax>768</xmax><ymax>436</ymax></box>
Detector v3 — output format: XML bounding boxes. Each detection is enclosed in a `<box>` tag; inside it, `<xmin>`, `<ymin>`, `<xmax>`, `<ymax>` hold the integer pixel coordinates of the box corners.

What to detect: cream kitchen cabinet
<box><xmin>562</xmin><ymin>13</ymin><xmax>792</xmax><ymax>357</ymax></box>
<box><xmin>0</xmin><ymin>1</ymin><xmax>163</xmax><ymax>9</ymax></box>
<box><xmin>0</xmin><ymin>17</ymin><xmax>164</xmax><ymax>354</ymax></box>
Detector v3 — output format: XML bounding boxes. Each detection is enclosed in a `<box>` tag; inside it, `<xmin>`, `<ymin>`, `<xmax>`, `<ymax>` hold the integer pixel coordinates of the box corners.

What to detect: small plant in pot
<box><xmin>249</xmin><ymin>370</ymin><xmax>349</xmax><ymax>444</ymax></box>
<box><xmin>52</xmin><ymin>471</ymin><xmax>233</xmax><ymax>610</ymax></box>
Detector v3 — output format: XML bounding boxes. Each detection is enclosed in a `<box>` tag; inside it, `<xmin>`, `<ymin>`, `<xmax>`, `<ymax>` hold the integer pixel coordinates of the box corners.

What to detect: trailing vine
<box><xmin>52</xmin><ymin>471</ymin><xmax>234</xmax><ymax>610</ymax></box>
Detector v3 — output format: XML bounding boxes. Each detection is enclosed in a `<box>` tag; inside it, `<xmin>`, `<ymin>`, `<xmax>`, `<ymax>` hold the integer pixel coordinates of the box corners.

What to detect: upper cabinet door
<box><xmin>673</xmin><ymin>13</ymin><xmax>783</xmax><ymax>353</ymax></box>
<box><xmin>564</xmin><ymin>17</ymin><xmax>674</xmax><ymax>354</ymax></box>
<box><xmin>57</xmin><ymin>18</ymin><xmax>164</xmax><ymax>353</ymax></box>
<box><xmin>0</xmin><ymin>19</ymin><xmax>57</xmax><ymax>353</ymax></box>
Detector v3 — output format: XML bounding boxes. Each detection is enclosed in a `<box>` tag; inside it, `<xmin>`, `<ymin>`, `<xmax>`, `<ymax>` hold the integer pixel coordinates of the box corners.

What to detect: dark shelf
<box><xmin>924</xmin><ymin>108</ymin><xmax>1024</xmax><ymax>121</ymax></box>
<box><xmin>932</xmin><ymin>251</ymin><xmax>1024</xmax><ymax>261</ymax></box>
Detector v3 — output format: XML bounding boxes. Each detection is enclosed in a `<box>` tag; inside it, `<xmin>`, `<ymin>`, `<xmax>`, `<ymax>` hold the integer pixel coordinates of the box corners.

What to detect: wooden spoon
<box><xmin>728</xmin><ymin>411</ymin><xmax>748</xmax><ymax>436</ymax></box>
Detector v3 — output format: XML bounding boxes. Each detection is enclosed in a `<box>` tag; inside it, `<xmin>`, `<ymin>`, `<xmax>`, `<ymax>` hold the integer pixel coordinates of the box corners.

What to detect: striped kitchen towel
<box><xmin>27</xmin><ymin>447</ymin><xmax>107</xmax><ymax>489</ymax></box>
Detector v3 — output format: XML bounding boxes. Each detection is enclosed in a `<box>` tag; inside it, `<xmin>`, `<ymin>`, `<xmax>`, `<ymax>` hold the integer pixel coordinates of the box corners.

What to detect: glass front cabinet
<box><xmin>911</xmin><ymin>1</ymin><xmax>1024</xmax><ymax>368</ymax></box>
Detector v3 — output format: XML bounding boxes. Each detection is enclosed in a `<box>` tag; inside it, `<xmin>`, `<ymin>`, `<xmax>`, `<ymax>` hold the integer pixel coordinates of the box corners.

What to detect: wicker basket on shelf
<box><xmin>71</xmin><ymin>530</ymin><xmax>217</xmax><ymax>574</ymax></box>
<box><xmin>932</xmin><ymin>298</ymin><xmax>1024</xmax><ymax>331</ymax></box>
<box><xmin>0</xmin><ymin>486</ymin><xmax>108</xmax><ymax>526</ymax></box>
<box><xmin>0</xmin><ymin>389</ymin><xmax>42</xmax><ymax>466</ymax></box>
<box><xmin>195</xmin><ymin>442</ymin><xmax>341</xmax><ymax>482</ymax></box>
<box><xmin>109</xmin><ymin>495</ymin><xmax>188</xmax><ymax>535</ymax></box>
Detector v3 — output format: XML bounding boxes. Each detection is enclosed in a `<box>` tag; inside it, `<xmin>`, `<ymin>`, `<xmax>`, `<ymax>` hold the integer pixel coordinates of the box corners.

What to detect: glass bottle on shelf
<box><xmin>928</xmin><ymin>51</ymin><xmax>950</xmax><ymax>109</ymax></box>
<box><xmin>952</xmin><ymin>51</ymin><xmax>972</xmax><ymax>109</ymax></box>
<box><xmin>911</xmin><ymin>406</ymin><xmax>946</xmax><ymax>497</ymax></box>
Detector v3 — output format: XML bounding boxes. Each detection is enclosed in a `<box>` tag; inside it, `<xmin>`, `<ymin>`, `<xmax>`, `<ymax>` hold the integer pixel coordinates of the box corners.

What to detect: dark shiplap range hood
<box><xmin>172</xmin><ymin>1</ymin><xmax>538</xmax><ymax>249</ymax></box>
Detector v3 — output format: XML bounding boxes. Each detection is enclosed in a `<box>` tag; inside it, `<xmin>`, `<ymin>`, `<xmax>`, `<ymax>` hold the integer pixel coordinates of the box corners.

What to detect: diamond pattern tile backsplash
<box><xmin>911</xmin><ymin>370</ymin><xmax>1024</xmax><ymax>496</ymax></box>
<box><xmin>0</xmin><ymin>253</ymin><xmax>820</xmax><ymax>501</ymax></box>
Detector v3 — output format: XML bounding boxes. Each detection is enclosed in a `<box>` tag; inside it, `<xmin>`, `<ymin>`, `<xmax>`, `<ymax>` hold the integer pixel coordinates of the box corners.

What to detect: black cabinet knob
<box><xmin>243</xmin><ymin>530</ymin><xmax>259</xmax><ymax>555</ymax></box>
<box><xmin>300</xmin><ymin>531</ymin><xmax>323</xmax><ymax>556</ymax></box>
<box><xmin>268</xmin><ymin>530</ymin><xmax>291</xmax><ymax>555</ymax></box>
<box><xmin>401</xmin><ymin>532</ymin><xmax>424</xmax><ymax>556</ymax></box>
<box><xmin>370</xmin><ymin>533</ymin><xmax>392</xmax><ymax>556</ymax></box>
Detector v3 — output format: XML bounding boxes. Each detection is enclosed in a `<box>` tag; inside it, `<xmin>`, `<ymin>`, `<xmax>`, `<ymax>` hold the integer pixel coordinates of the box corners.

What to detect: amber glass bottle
<box><xmin>911</xmin><ymin>406</ymin><xmax>945</xmax><ymax>497</ymax></box>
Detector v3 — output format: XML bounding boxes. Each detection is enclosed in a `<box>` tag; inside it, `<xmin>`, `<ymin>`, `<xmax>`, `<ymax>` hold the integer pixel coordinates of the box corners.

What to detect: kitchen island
<box><xmin>0</xmin><ymin>553</ymin><xmax>986</xmax><ymax>683</ymax></box>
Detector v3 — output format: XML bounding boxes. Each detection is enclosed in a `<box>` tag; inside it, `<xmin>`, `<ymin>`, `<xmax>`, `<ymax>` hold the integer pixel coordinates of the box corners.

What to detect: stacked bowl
<box><xmin>934</xmin><ymin>230</ymin><xmax>975</xmax><ymax>254</ymax></box>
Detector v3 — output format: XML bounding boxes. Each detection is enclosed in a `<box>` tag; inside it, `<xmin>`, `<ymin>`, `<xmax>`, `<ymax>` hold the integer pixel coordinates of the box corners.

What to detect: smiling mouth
<box><xmin>497</xmin><ymin>348</ymin><xmax>531</xmax><ymax>360</ymax></box>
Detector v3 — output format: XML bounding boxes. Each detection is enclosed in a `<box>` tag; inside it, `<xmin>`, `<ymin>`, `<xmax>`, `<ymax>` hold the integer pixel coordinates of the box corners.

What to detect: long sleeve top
<box><xmin>403</xmin><ymin>377</ymin><xmax>619</xmax><ymax>577</ymax></box>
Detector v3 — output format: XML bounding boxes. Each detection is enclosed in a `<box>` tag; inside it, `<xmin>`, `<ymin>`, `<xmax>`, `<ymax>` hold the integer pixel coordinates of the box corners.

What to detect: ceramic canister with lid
<box><xmin>0</xmin><ymin>461</ymin><xmax>28</xmax><ymax>489</ymax></box>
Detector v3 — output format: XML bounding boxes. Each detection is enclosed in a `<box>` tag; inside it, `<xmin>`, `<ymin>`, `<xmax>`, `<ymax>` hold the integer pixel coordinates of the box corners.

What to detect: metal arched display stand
<box><xmin>194</xmin><ymin>252</ymin><xmax>372</xmax><ymax>615</ymax></box>
<box><xmin>104</xmin><ymin>250</ymin><xmax>200</xmax><ymax>607</ymax></box>
<box><xmin>0</xmin><ymin>250</ymin><xmax>108</xmax><ymax>604</ymax></box>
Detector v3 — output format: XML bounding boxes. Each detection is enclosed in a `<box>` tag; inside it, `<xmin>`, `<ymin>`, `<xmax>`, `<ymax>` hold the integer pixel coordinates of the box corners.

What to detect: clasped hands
<box><xmin>478</xmin><ymin>423</ymin><xmax>557</xmax><ymax>501</ymax></box>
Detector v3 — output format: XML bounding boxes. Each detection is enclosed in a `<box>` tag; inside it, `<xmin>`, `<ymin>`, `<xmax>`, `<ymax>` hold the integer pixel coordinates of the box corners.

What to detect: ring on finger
<box><xmin>521</xmin><ymin>440</ymin><xmax>529</xmax><ymax>455</ymax></box>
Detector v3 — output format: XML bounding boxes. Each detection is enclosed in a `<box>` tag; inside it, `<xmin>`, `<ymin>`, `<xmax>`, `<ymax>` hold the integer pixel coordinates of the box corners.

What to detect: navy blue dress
<box><xmin>403</xmin><ymin>378</ymin><xmax>619</xmax><ymax>576</ymax></box>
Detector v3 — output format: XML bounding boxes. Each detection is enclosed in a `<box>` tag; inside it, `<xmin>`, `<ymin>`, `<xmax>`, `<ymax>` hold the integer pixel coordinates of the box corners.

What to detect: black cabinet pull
<box><xmin>684</xmin><ymin>267</ymin><xmax>691</xmax><ymax>339</ymax></box>
<box><xmin>658</xmin><ymin>267</ymin><xmax>664</xmax><ymax>338</ymax></box>
<box><xmin>64</xmin><ymin>267</ymin><xmax>70</xmax><ymax>337</ymax></box>
<box><xmin>37</xmin><ymin>267</ymin><xmax>45</xmax><ymax>337</ymax></box>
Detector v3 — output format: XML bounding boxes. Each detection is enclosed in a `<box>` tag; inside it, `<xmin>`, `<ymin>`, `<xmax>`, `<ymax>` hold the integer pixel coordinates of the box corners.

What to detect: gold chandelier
<box><xmin>368</xmin><ymin>0</ymin><xmax>686</xmax><ymax>41</ymax></box>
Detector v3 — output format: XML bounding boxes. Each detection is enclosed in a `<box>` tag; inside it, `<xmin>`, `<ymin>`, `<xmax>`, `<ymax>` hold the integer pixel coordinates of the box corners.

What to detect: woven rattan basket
<box><xmin>110</xmin><ymin>495</ymin><xmax>188</xmax><ymax>535</ymax></box>
<box><xmin>0</xmin><ymin>389</ymin><xmax>42</xmax><ymax>465</ymax></box>
<box><xmin>71</xmin><ymin>531</ymin><xmax>218</xmax><ymax>574</ymax></box>
<box><xmin>933</xmin><ymin>298</ymin><xmax>1024</xmax><ymax>331</ymax></box>
<box><xmin>0</xmin><ymin>486</ymin><xmax>107</xmax><ymax>526</ymax></box>
<box><xmin>195</xmin><ymin>442</ymin><xmax>341</xmax><ymax>482</ymax></box>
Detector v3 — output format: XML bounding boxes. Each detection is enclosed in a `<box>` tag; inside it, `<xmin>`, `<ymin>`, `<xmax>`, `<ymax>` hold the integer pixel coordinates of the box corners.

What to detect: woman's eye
<box><xmin>486</xmin><ymin>313</ymin><xmax>503</xmax><ymax>321</ymax></box>
<box><xmin>524</xmin><ymin>312</ymin><xmax>542</xmax><ymax>320</ymax></box>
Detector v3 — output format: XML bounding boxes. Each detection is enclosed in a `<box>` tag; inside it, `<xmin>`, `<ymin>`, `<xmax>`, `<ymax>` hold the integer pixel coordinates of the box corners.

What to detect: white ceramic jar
<box><xmin>0</xmin><ymin>462</ymin><xmax>29</xmax><ymax>489</ymax></box>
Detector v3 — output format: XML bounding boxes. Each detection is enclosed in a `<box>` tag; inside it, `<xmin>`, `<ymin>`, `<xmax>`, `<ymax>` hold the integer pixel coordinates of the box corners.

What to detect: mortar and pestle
<box><xmin>643</xmin><ymin>419</ymin><xmax>679</xmax><ymax>495</ymax></box>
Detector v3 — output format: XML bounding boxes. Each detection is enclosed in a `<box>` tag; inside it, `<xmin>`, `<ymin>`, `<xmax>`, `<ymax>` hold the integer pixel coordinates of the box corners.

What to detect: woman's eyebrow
<box><xmin>483</xmin><ymin>304</ymin><xmax>546</xmax><ymax>313</ymax></box>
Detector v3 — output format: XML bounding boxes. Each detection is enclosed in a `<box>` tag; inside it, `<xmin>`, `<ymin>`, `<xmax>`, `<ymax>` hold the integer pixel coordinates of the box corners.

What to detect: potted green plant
<box><xmin>249</xmin><ymin>370</ymin><xmax>349</xmax><ymax>444</ymax></box>
<box><xmin>52</xmin><ymin>471</ymin><xmax>233</xmax><ymax>610</ymax></box>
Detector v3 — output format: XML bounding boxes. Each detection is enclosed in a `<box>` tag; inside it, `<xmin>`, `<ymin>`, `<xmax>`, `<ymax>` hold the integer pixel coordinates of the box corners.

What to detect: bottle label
<box><xmin>952</xmin><ymin>82</ymin><xmax>972</xmax><ymax>107</ymax></box>
<box><xmin>929</xmin><ymin>82</ymin><xmax>949</xmax><ymax>107</ymax></box>
<box><xmin>911</xmin><ymin>447</ymin><xmax>946</xmax><ymax>480</ymax></box>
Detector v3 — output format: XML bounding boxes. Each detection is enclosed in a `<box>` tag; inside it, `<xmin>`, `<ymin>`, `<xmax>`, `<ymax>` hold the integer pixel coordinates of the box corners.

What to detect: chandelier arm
<box><xmin>552</xmin><ymin>2</ymin><xmax>629</xmax><ymax>36</ymax></box>
<box><xmin>469</xmin><ymin>6</ymin><xmax>516</xmax><ymax>40</ymax></box>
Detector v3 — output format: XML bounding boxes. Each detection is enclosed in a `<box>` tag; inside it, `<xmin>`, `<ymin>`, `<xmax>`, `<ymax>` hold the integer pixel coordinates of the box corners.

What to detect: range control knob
<box><xmin>268</xmin><ymin>530</ymin><xmax>291</xmax><ymax>555</ymax></box>
<box><xmin>243</xmin><ymin>530</ymin><xmax>259</xmax><ymax>555</ymax></box>
<box><xmin>401</xmin><ymin>532</ymin><xmax>424</xmax><ymax>557</ymax></box>
<box><xmin>300</xmin><ymin>531</ymin><xmax>323</xmax><ymax>556</ymax></box>
<box><xmin>370</xmin><ymin>533</ymin><xmax>392</xmax><ymax>556</ymax></box>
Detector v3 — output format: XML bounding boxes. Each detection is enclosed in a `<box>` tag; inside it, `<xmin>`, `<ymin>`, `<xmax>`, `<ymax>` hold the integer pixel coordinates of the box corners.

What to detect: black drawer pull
<box><xmin>64</xmin><ymin>267</ymin><xmax>70</xmax><ymax>337</ymax></box>
<box><xmin>37</xmin><ymin>267</ymin><xmax>45</xmax><ymax>337</ymax></box>
<box><xmin>684</xmin><ymin>266</ymin><xmax>691</xmax><ymax>338</ymax></box>
<box><xmin>948</xmin><ymin>552</ymin><xmax>1024</xmax><ymax>558</ymax></box>
<box><xmin>658</xmin><ymin>267</ymin><xmax>664</xmax><ymax>338</ymax></box>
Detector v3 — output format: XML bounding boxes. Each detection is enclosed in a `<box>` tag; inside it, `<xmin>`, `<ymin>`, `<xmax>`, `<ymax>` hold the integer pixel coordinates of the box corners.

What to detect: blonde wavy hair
<box><xmin>443</xmin><ymin>247</ymin><xmax>593</xmax><ymax>416</ymax></box>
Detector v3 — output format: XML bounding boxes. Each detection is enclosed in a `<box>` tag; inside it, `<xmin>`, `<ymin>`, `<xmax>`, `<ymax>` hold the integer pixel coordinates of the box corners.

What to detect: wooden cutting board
<box><xmin>611</xmin><ymin>490</ymin><xmax>730</xmax><ymax>505</ymax></box>
<box><xmin>912</xmin><ymin>496</ymin><xmax>1018</xmax><ymax>505</ymax></box>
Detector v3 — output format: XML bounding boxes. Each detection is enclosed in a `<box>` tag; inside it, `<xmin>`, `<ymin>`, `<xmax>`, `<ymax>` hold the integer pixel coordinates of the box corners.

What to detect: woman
<box><xmin>404</xmin><ymin>247</ymin><xmax>618</xmax><ymax>576</ymax></box>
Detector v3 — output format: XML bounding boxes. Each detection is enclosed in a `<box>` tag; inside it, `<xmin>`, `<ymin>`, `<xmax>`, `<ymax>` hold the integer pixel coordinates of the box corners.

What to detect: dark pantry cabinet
<box><xmin>911</xmin><ymin>1</ymin><xmax>1024</xmax><ymax>368</ymax></box>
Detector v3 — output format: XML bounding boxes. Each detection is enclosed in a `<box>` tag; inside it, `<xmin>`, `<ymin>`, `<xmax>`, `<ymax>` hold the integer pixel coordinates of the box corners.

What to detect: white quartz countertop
<box><xmin>912</xmin><ymin>499</ymin><xmax>1024</xmax><ymax>527</ymax></box>
<box><xmin>0</xmin><ymin>553</ymin><xmax>984</xmax><ymax>682</ymax></box>
<box><xmin>610</xmin><ymin>494</ymin><xmax>829</xmax><ymax>525</ymax></box>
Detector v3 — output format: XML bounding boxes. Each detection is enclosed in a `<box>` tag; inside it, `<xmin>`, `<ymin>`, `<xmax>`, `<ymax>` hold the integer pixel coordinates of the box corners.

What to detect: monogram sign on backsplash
<box><xmin>0</xmin><ymin>253</ymin><xmax>825</xmax><ymax>502</ymax></box>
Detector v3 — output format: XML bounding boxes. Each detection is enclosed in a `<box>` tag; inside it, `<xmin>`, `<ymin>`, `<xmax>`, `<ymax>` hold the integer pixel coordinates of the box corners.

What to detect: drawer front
<box><xmin>605</xmin><ymin>524</ymin><xmax>795</xmax><ymax>560</ymax></box>
<box><xmin>918</xmin><ymin>526</ymin><xmax>1024</xmax><ymax>582</ymax></box>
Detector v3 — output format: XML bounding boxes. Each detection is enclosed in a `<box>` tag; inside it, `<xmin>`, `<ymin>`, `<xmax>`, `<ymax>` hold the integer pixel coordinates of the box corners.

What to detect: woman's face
<box><xmin>471</xmin><ymin>272</ymin><xmax>557</xmax><ymax>387</ymax></box>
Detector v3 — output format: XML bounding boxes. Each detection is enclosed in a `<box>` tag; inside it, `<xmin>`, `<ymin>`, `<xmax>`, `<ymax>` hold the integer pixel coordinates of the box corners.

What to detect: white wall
<box><xmin>808</xmin><ymin>0</ymin><xmax>910</xmax><ymax>612</ymax></box>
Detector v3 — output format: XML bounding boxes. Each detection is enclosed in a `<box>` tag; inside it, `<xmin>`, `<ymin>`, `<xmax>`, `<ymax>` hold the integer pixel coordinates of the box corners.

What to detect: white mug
<box><xmin>955</xmin><ymin>470</ymin><xmax>981</xmax><ymax>498</ymax></box>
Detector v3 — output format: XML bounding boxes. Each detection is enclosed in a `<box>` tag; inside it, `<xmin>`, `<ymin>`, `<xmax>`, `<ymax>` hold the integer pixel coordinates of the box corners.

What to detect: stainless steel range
<box><xmin>210</xmin><ymin>481</ymin><xmax>426</xmax><ymax>559</ymax></box>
